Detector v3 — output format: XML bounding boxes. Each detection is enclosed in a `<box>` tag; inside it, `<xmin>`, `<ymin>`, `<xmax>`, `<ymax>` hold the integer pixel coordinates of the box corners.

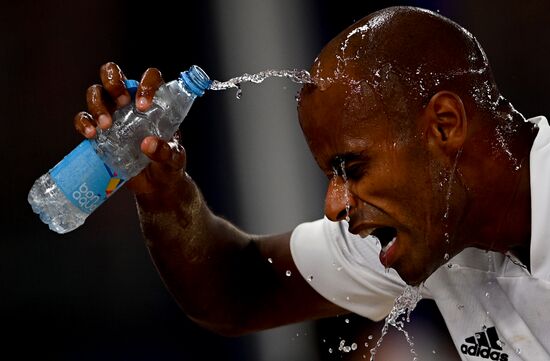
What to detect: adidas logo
<box><xmin>460</xmin><ymin>326</ymin><xmax>509</xmax><ymax>361</ymax></box>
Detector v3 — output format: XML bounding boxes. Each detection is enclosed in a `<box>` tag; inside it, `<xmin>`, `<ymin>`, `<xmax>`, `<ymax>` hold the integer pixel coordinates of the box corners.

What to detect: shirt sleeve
<box><xmin>290</xmin><ymin>217</ymin><xmax>407</xmax><ymax>321</ymax></box>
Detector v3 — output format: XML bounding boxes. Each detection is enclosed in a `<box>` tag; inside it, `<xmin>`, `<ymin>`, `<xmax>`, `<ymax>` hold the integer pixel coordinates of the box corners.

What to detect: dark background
<box><xmin>2</xmin><ymin>0</ymin><xmax>549</xmax><ymax>360</ymax></box>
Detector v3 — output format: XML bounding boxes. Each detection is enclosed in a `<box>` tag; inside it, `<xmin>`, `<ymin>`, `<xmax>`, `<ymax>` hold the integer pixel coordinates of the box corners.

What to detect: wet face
<box><xmin>298</xmin><ymin>76</ymin><xmax>465</xmax><ymax>285</ymax></box>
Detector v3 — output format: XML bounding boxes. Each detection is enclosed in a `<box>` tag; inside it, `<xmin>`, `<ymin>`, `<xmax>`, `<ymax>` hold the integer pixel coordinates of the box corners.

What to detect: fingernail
<box><xmin>117</xmin><ymin>94</ymin><xmax>131</xmax><ymax>106</ymax></box>
<box><xmin>137</xmin><ymin>97</ymin><xmax>148</xmax><ymax>109</ymax></box>
<box><xmin>84</xmin><ymin>126</ymin><xmax>95</xmax><ymax>137</ymax></box>
<box><xmin>98</xmin><ymin>114</ymin><xmax>110</xmax><ymax>128</ymax></box>
<box><xmin>147</xmin><ymin>138</ymin><xmax>157</xmax><ymax>153</ymax></box>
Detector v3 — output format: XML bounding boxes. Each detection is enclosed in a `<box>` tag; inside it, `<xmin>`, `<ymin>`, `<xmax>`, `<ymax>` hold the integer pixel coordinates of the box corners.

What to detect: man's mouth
<box><xmin>372</xmin><ymin>227</ymin><xmax>398</xmax><ymax>253</ymax></box>
<box><xmin>357</xmin><ymin>226</ymin><xmax>398</xmax><ymax>267</ymax></box>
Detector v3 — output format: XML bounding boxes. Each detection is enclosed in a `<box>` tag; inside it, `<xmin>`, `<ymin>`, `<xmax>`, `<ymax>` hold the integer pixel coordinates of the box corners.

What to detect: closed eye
<box><xmin>344</xmin><ymin>162</ymin><xmax>368</xmax><ymax>181</ymax></box>
<box><xmin>328</xmin><ymin>152</ymin><xmax>370</xmax><ymax>181</ymax></box>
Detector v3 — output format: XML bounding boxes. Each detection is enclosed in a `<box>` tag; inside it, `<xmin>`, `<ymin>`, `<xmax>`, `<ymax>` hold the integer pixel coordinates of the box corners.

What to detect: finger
<box><xmin>86</xmin><ymin>84</ymin><xmax>115</xmax><ymax>129</ymax></box>
<box><xmin>136</xmin><ymin>68</ymin><xmax>164</xmax><ymax>112</ymax></box>
<box><xmin>74</xmin><ymin>111</ymin><xmax>97</xmax><ymax>138</ymax></box>
<box><xmin>99</xmin><ymin>62</ymin><xmax>131</xmax><ymax>108</ymax></box>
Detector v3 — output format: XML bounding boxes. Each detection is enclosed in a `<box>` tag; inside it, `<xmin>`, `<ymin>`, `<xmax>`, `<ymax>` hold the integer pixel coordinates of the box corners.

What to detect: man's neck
<box><xmin>487</xmin><ymin>121</ymin><xmax>538</xmax><ymax>267</ymax></box>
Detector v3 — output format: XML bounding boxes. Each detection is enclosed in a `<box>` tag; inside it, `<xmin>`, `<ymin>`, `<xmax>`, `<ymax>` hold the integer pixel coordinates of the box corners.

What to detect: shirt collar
<box><xmin>527</xmin><ymin>116</ymin><xmax>550</xmax><ymax>281</ymax></box>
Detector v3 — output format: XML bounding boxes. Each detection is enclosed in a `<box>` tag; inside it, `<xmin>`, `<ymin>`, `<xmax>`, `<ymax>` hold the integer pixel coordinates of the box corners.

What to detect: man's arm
<box><xmin>74</xmin><ymin>62</ymin><xmax>346</xmax><ymax>336</ymax></box>
<box><xmin>136</xmin><ymin>170</ymin><xmax>345</xmax><ymax>335</ymax></box>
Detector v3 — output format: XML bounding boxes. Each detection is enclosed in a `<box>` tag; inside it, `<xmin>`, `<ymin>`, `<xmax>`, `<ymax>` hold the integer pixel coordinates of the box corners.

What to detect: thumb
<box><xmin>126</xmin><ymin>135</ymin><xmax>187</xmax><ymax>194</ymax></box>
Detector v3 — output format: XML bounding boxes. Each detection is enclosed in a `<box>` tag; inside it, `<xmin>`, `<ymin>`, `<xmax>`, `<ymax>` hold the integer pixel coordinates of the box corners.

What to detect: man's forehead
<box><xmin>300</xmin><ymin>79</ymin><xmax>387</xmax><ymax>128</ymax></box>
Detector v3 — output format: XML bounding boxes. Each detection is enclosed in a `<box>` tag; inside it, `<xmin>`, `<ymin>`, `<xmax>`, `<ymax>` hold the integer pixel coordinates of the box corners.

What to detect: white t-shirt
<box><xmin>290</xmin><ymin>116</ymin><xmax>550</xmax><ymax>361</ymax></box>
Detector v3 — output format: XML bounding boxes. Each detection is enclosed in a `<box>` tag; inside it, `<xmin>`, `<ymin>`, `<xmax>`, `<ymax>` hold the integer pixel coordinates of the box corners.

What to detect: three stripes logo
<box><xmin>460</xmin><ymin>326</ymin><xmax>509</xmax><ymax>360</ymax></box>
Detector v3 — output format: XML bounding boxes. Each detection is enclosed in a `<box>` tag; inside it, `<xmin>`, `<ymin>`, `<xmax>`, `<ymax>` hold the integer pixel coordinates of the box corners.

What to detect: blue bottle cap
<box><xmin>124</xmin><ymin>79</ymin><xmax>139</xmax><ymax>100</ymax></box>
<box><xmin>180</xmin><ymin>65</ymin><xmax>212</xmax><ymax>97</ymax></box>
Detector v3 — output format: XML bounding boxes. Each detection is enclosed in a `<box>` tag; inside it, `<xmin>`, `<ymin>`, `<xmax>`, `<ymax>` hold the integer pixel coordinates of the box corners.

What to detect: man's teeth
<box><xmin>382</xmin><ymin>237</ymin><xmax>397</xmax><ymax>252</ymax></box>
<box><xmin>359</xmin><ymin>228</ymin><xmax>376</xmax><ymax>238</ymax></box>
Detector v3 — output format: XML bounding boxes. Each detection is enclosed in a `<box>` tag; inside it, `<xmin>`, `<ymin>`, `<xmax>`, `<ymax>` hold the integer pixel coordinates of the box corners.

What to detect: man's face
<box><xmin>298</xmin><ymin>78</ymin><xmax>464</xmax><ymax>285</ymax></box>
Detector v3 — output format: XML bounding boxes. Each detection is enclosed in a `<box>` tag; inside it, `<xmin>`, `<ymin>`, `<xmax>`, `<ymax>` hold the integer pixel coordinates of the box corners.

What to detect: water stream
<box><xmin>209</xmin><ymin>69</ymin><xmax>313</xmax><ymax>98</ymax></box>
<box><xmin>369</xmin><ymin>286</ymin><xmax>423</xmax><ymax>360</ymax></box>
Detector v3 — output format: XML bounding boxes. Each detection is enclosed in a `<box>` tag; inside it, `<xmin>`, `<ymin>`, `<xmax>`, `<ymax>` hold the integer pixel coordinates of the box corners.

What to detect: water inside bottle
<box><xmin>209</xmin><ymin>69</ymin><xmax>313</xmax><ymax>98</ymax></box>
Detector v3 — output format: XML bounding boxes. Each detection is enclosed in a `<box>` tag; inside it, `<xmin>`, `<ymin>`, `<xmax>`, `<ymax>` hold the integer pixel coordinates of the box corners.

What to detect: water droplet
<box><xmin>339</xmin><ymin>159</ymin><xmax>351</xmax><ymax>222</ymax></box>
<box><xmin>351</xmin><ymin>343</ymin><xmax>358</xmax><ymax>350</ymax></box>
<box><xmin>307</xmin><ymin>275</ymin><xmax>313</xmax><ymax>282</ymax></box>
<box><xmin>368</xmin><ymin>335</ymin><xmax>373</xmax><ymax>340</ymax></box>
<box><xmin>336</xmin><ymin>266</ymin><xmax>343</xmax><ymax>271</ymax></box>
<box><xmin>364</xmin><ymin>342</ymin><xmax>369</xmax><ymax>348</ymax></box>
<box><xmin>482</xmin><ymin>325</ymin><xmax>487</xmax><ymax>331</ymax></box>
<box><xmin>343</xmin><ymin>346</ymin><xmax>351</xmax><ymax>352</ymax></box>
<box><xmin>345</xmin><ymin>318</ymin><xmax>350</xmax><ymax>324</ymax></box>
<box><xmin>285</xmin><ymin>270</ymin><xmax>292</xmax><ymax>277</ymax></box>
<box><xmin>516</xmin><ymin>348</ymin><xmax>521</xmax><ymax>355</ymax></box>
<box><xmin>328</xmin><ymin>348</ymin><xmax>333</xmax><ymax>354</ymax></box>
<box><xmin>444</xmin><ymin>253</ymin><xmax>450</xmax><ymax>261</ymax></box>
<box><xmin>432</xmin><ymin>349</ymin><xmax>437</xmax><ymax>354</ymax></box>
<box><xmin>485</xmin><ymin>292</ymin><xmax>490</xmax><ymax>298</ymax></box>
<box><xmin>267</xmin><ymin>257</ymin><xmax>273</xmax><ymax>264</ymax></box>
<box><xmin>457</xmin><ymin>304</ymin><xmax>465</xmax><ymax>310</ymax></box>
<box><xmin>322</xmin><ymin>338</ymin><xmax>326</xmax><ymax>343</ymax></box>
<box><xmin>346</xmin><ymin>296</ymin><xmax>350</xmax><ymax>301</ymax></box>
<box><xmin>235</xmin><ymin>86</ymin><xmax>242</xmax><ymax>99</ymax></box>
<box><xmin>362</xmin><ymin>355</ymin><xmax>367</xmax><ymax>359</ymax></box>
<box><xmin>447</xmin><ymin>263</ymin><xmax>454</xmax><ymax>268</ymax></box>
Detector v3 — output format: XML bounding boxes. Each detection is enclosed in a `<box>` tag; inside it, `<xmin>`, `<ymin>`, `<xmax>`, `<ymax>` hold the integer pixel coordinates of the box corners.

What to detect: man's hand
<box><xmin>72</xmin><ymin>61</ymin><xmax>185</xmax><ymax>197</ymax></box>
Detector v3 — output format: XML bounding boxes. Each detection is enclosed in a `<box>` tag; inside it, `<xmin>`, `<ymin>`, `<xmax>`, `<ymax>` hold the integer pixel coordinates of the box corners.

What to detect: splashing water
<box><xmin>369</xmin><ymin>285</ymin><xmax>422</xmax><ymax>361</ymax></box>
<box><xmin>443</xmin><ymin>149</ymin><xmax>462</xmax><ymax>223</ymax></box>
<box><xmin>209</xmin><ymin>69</ymin><xmax>313</xmax><ymax>98</ymax></box>
<box><xmin>340</xmin><ymin>160</ymin><xmax>351</xmax><ymax>222</ymax></box>
<box><xmin>285</xmin><ymin>270</ymin><xmax>292</xmax><ymax>277</ymax></box>
<box><xmin>331</xmin><ymin>161</ymin><xmax>351</xmax><ymax>222</ymax></box>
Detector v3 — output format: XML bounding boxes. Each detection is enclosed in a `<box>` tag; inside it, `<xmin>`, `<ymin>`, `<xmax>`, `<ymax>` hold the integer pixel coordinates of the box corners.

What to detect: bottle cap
<box><xmin>180</xmin><ymin>65</ymin><xmax>212</xmax><ymax>97</ymax></box>
<box><xmin>124</xmin><ymin>79</ymin><xmax>139</xmax><ymax>100</ymax></box>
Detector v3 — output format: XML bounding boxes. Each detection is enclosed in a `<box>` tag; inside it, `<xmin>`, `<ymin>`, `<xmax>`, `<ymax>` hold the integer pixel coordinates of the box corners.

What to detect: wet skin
<box><xmin>298</xmin><ymin>77</ymin><xmax>469</xmax><ymax>285</ymax></box>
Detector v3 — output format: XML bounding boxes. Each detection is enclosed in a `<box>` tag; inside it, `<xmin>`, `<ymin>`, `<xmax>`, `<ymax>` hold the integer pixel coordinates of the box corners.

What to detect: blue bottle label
<box><xmin>50</xmin><ymin>140</ymin><xmax>125</xmax><ymax>214</ymax></box>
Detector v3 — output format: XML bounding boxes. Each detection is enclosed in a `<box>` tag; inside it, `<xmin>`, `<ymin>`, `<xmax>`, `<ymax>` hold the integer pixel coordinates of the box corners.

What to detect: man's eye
<box><xmin>344</xmin><ymin>164</ymin><xmax>366</xmax><ymax>180</ymax></box>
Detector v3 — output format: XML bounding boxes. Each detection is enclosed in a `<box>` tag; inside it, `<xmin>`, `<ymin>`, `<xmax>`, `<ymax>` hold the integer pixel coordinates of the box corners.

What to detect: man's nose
<box><xmin>324</xmin><ymin>176</ymin><xmax>355</xmax><ymax>221</ymax></box>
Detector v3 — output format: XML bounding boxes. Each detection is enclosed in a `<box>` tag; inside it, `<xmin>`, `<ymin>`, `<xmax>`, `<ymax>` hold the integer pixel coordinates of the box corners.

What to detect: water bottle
<box><xmin>28</xmin><ymin>65</ymin><xmax>212</xmax><ymax>234</ymax></box>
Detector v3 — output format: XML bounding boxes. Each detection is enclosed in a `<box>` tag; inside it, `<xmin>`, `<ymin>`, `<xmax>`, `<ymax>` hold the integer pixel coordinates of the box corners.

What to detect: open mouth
<box><xmin>355</xmin><ymin>225</ymin><xmax>399</xmax><ymax>267</ymax></box>
<box><xmin>371</xmin><ymin>227</ymin><xmax>398</xmax><ymax>253</ymax></box>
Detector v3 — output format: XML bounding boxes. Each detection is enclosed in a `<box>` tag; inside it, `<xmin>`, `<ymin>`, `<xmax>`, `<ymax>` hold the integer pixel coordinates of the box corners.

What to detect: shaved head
<box><xmin>304</xmin><ymin>6</ymin><xmax>505</xmax><ymax>124</ymax></box>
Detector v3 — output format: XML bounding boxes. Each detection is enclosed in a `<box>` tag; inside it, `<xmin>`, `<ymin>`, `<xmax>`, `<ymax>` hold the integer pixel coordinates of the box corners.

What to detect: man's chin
<box><xmin>394</xmin><ymin>265</ymin><xmax>433</xmax><ymax>287</ymax></box>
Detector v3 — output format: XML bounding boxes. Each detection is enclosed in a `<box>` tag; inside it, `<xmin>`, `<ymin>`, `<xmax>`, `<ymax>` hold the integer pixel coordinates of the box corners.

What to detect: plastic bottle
<box><xmin>28</xmin><ymin>65</ymin><xmax>211</xmax><ymax>234</ymax></box>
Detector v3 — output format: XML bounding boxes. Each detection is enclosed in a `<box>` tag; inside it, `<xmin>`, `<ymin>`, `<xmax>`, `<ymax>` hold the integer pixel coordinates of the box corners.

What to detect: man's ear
<box><xmin>424</xmin><ymin>91</ymin><xmax>467</xmax><ymax>154</ymax></box>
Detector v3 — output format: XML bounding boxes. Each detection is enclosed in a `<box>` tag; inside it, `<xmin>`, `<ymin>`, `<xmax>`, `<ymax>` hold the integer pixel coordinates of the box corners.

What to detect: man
<box><xmin>74</xmin><ymin>6</ymin><xmax>548</xmax><ymax>360</ymax></box>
